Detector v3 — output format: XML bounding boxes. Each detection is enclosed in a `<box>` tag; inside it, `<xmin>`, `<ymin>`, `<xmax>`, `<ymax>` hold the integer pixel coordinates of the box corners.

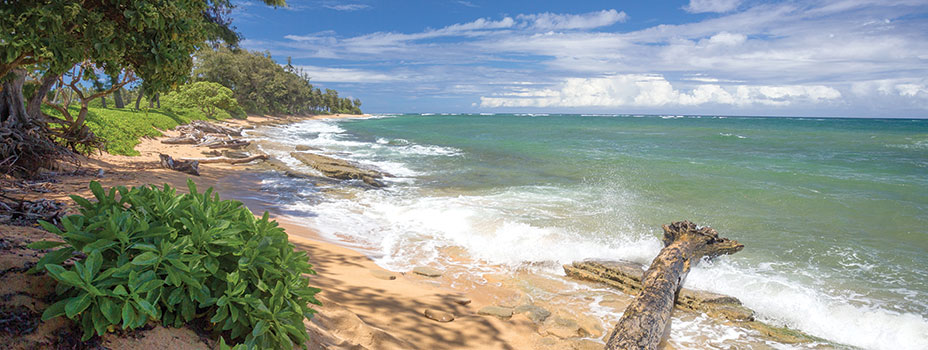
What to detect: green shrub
<box><xmin>163</xmin><ymin>82</ymin><xmax>246</xmax><ymax>120</ymax></box>
<box><xmin>30</xmin><ymin>180</ymin><xmax>321</xmax><ymax>349</ymax></box>
<box><xmin>42</xmin><ymin>105</ymin><xmax>229</xmax><ymax>156</ymax></box>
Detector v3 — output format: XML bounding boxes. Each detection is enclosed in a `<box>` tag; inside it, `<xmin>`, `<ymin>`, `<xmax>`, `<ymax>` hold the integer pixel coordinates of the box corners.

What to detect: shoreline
<box><xmin>2</xmin><ymin>113</ymin><xmax>839</xmax><ymax>349</ymax></box>
<box><xmin>1</xmin><ymin>114</ymin><xmax>592</xmax><ymax>350</ymax></box>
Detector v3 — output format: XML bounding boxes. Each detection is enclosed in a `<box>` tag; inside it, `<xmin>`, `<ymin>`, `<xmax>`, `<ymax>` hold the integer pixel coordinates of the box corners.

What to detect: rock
<box><xmin>423</xmin><ymin>309</ymin><xmax>454</xmax><ymax>323</ymax></box>
<box><xmin>514</xmin><ymin>304</ymin><xmax>551</xmax><ymax>323</ymax></box>
<box><xmin>290</xmin><ymin>151</ymin><xmax>388</xmax><ymax>187</ymax></box>
<box><xmin>575</xmin><ymin>315</ymin><xmax>605</xmax><ymax>338</ymax></box>
<box><xmin>295</xmin><ymin>145</ymin><xmax>320</xmax><ymax>151</ymax></box>
<box><xmin>412</xmin><ymin>266</ymin><xmax>442</xmax><ymax>277</ymax></box>
<box><xmin>477</xmin><ymin>306</ymin><xmax>513</xmax><ymax>319</ymax></box>
<box><xmin>564</xmin><ymin>259</ymin><xmax>820</xmax><ymax>344</ymax></box>
<box><xmin>565</xmin><ymin>339</ymin><xmax>605</xmax><ymax>350</ymax></box>
<box><xmin>370</xmin><ymin>270</ymin><xmax>396</xmax><ymax>280</ymax></box>
<box><xmin>542</xmin><ymin>324</ymin><xmax>581</xmax><ymax>339</ymax></box>
<box><xmin>450</xmin><ymin>296</ymin><xmax>471</xmax><ymax>306</ymax></box>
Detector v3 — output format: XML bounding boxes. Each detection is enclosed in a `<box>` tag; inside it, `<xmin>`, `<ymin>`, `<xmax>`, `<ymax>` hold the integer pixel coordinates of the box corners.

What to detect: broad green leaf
<box><xmin>135</xmin><ymin>299</ymin><xmax>157</xmax><ymax>317</ymax></box>
<box><xmin>90</xmin><ymin>181</ymin><xmax>105</xmax><ymax>201</ymax></box>
<box><xmin>100</xmin><ymin>297</ymin><xmax>121</xmax><ymax>324</ymax></box>
<box><xmin>41</xmin><ymin>298</ymin><xmax>69</xmax><ymax>321</ymax></box>
<box><xmin>26</xmin><ymin>240</ymin><xmax>66</xmax><ymax>250</ymax></box>
<box><xmin>131</xmin><ymin>251</ymin><xmax>159</xmax><ymax>266</ymax></box>
<box><xmin>252</xmin><ymin>319</ymin><xmax>269</xmax><ymax>337</ymax></box>
<box><xmin>65</xmin><ymin>293</ymin><xmax>92</xmax><ymax>318</ymax></box>
<box><xmin>46</xmin><ymin>264</ymin><xmax>84</xmax><ymax>287</ymax></box>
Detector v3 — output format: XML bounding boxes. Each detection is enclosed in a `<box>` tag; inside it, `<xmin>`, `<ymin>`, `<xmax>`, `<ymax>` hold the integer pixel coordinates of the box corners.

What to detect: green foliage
<box><xmin>193</xmin><ymin>48</ymin><xmax>362</xmax><ymax>115</ymax></box>
<box><xmin>164</xmin><ymin>82</ymin><xmax>245</xmax><ymax>119</ymax></box>
<box><xmin>42</xmin><ymin>104</ymin><xmax>226</xmax><ymax>156</ymax></box>
<box><xmin>31</xmin><ymin>180</ymin><xmax>321</xmax><ymax>349</ymax></box>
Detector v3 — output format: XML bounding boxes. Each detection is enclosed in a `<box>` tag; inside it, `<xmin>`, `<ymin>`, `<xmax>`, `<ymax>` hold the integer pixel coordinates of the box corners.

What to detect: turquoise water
<box><xmin>253</xmin><ymin>114</ymin><xmax>928</xmax><ymax>349</ymax></box>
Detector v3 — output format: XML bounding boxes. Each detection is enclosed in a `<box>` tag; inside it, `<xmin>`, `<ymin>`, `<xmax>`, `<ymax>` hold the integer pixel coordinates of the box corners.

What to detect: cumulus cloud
<box><xmin>517</xmin><ymin>9</ymin><xmax>628</xmax><ymax>30</ymax></box>
<box><xmin>297</xmin><ymin>65</ymin><xmax>402</xmax><ymax>83</ymax></box>
<box><xmin>480</xmin><ymin>74</ymin><xmax>841</xmax><ymax>108</ymax></box>
<box><xmin>684</xmin><ymin>0</ymin><xmax>742</xmax><ymax>13</ymax></box>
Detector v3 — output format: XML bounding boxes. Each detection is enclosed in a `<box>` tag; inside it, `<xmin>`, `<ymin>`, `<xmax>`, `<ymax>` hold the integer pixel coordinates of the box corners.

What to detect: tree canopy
<box><xmin>0</xmin><ymin>0</ymin><xmax>287</xmax><ymax>175</ymax></box>
<box><xmin>164</xmin><ymin>81</ymin><xmax>244</xmax><ymax>119</ymax></box>
<box><xmin>193</xmin><ymin>48</ymin><xmax>362</xmax><ymax>115</ymax></box>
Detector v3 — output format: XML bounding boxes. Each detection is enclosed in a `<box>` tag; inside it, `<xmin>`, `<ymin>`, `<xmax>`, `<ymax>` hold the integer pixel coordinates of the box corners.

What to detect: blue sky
<box><xmin>232</xmin><ymin>0</ymin><xmax>928</xmax><ymax>117</ymax></box>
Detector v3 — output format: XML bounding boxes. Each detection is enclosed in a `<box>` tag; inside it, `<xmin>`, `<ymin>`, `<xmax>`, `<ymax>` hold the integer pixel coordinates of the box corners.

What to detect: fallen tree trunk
<box><xmin>204</xmin><ymin>140</ymin><xmax>249</xmax><ymax>149</ymax></box>
<box><xmin>605</xmin><ymin>221</ymin><xmax>743</xmax><ymax>350</ymax></box>
<box><xmin>161</xmin><ymin>136</ymin><xmax>199</xmax><ymax>145</ymax></box>
<box><xmin>158</xmin><ymin>154</ymin><xmax>199</xmax><ymax>176</ymax></box>
<box><xmin>178</xmin><ymin>154</ymin><xmax>267</xmax><ymax>164</ymax></box>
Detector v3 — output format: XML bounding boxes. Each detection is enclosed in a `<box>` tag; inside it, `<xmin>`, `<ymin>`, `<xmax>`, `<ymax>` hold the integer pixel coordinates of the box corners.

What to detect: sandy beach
<box><xmin>1</xmin><ymin>114</ymin><xmax>607</xmax><ymax>350</ymax></box>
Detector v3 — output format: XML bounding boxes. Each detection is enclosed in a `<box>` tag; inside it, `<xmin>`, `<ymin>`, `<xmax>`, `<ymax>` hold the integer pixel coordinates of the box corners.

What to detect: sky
<box><xmin>231</xmin><ymin>0</ymin><xmax>928</xmax><ymax>117</ymax></box>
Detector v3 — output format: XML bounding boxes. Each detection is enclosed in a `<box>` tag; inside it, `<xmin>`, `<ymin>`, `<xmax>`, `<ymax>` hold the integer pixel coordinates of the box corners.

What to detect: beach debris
<box><xmin>477</xmin><ymin>306</ymin><xmax>513</xmax><ymax>319</ymax></box>
<box><xmin>411</xmin><ymin>266</ymin><xmax>442</xmax><ymax>277</ymax></box>
<box><xmin>177</xmin><ymin>154</ymin><xmax>268</xmax><ymax>165</ymax></box>
<box><xmin>514</xmin><ymin>304</ymin><xmax>551</xmax><ymax>323</ymax></box>
<box><xmin>423</xmin><ymin>309</ymin><xmax>454</xmax><ymax>323</ymax></box>
<box><xmin>158</xmin><ymin>154</ymin><xmax>200</xmax><ymax>176</ymax></box>
<box><xmin>370</xmin><ymin>270</ymin><xmax>397</xmax><ymax>280</ymax></box>
<box><xmin>203</xmin><ymin>139</ymin><xmax>250</xmax><ymax>149</ymax></box>
<box><xmin>604</xmin><ymin>221</ymin><xmax>743</xmax><ymax>350</ymax></box>
<box><xmin>176</xmin><ymin>120</ymin><xmax>242</xmax><ymax>137</ymax></box>
<box><xmin>162</xmin><ymin>121</ymin><xmax>246</xmax><ymax>149</ymax></box>
<box><xmin>221</xmin><ymin>150</ymin><xmax>251</xmax><ymax>159</ymax></box>
<box><xmin>0</xmin><ymin>194</ymin><xmax>64</xmax><ymax>226</ymax></box>
<box><xmin>290</xmin><ymin>152</ymin><xmax>389</xmax><ymax>188</ymax></box>
<box><xmin>450</xmin><ymin>296</ymin><xmax>471</xmax><ymax>306</ymax></box>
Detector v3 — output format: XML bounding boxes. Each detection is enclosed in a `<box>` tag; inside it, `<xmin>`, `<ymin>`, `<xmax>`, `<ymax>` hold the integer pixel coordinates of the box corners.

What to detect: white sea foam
<box><xmin>720</xmin><ymin>132</ymin><xmax>747</xmax><ymax>139</ymax></box>
<box><xmin>255</xmin><ymin>116</ymin><xmax>928</xmax><ymax>350</ymax></box>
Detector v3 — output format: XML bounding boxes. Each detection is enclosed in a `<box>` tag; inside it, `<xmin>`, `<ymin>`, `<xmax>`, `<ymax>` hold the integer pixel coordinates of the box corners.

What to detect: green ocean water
<box><xmin>256</xmin><ymin>114</ymin><xmax>928</xmax><ymax>349</ymax></box>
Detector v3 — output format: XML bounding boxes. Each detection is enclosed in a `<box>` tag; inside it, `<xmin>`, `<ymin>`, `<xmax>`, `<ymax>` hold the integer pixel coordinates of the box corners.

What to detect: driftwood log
<box><xmin>605</xmin><ymin>221</ymin><xmax>743</xmax><ymax>350</ymax></box>
<box><xmin>178</xmin><ymin>154</ymin><xmax>268</xmax><ymax>164</ymax></box>
<box><xmin>158</xmin><ymin>154</ymin><xmax>199</xmax><ymax>176</ymax></box>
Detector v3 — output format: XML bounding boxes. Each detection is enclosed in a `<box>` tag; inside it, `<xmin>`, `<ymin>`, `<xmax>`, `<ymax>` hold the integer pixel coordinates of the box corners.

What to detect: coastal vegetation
<box><xmin>193</xmin><ymin>47</ymin><xmax>362</xmax><ymax>116</ymax></box>
<box><xmin>29</xmin><ymin>180</ymin><xmax>321</xmax><ymax>349</ymax></box>
<box><xmin>0</xmin><ymin>0</ymin><xmax>360</xmax><ymax>175</ymax></box>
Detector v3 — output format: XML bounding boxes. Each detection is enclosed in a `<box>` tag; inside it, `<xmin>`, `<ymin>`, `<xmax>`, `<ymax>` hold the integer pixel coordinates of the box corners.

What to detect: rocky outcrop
<box><xmin>290</xmin><ymin>152</ymin><xmax>388</xmax><ymax>187</ymax></box>
<box><xmin>565</xmin><ymin>259</ymin><xmax>822</xmax><ymax>344</ymax></box>
<box><xmin>477</xmin><ymin>306</ymin><xmax>514</xmax><ymax>319</ymax></box>
<box><xmin>411</xmin><ymin>266</ymin><xmax>442</xmax><ymax>277</ymax></box>
<box><xmin>564</xmin><ymin>260</ymin><xmax>753</xmax><ymax>321</ymax></box>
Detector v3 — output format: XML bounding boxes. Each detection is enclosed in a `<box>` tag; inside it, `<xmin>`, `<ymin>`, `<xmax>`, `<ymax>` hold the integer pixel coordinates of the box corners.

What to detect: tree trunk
<box><xmin>100</xmin><ymin>96</ymin><xmax>107</xmax><ymax>108</ymax></box>
<box><xmin>135</xmin><ymin>87</ymin><xmax>144</xmax><ymax>110</ymax></box>
<box><xmin>1</xmin><ymin>69</ymin><xmax>29</xmax><ymax>126</ymax></box>
<box><xmin>155</xmin><ymin>93</ymin><xmax>160</xmax><ymax>108</ymax></box>
<box><xmin>114</xmin><ymin>87</ymin><xmax>125</xmax><ymax>108</ymax></box>
<box><xmin>605</xmin><ymin>221</ymin><xmax>743</xmax><ymax>350</ymax></box>
<box><xmin>26</xmin><ymin>72</ymin><xmax>58</xmax><ymax>119</ymax></box>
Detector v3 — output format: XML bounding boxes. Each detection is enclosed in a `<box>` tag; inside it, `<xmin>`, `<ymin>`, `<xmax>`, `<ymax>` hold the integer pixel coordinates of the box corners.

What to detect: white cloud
<box><xmin>703</xmin><ymin>32</ymin><xmax>747</xmax><ymax>46</ymax></box>
<box><xmin>297</xmin><ymin>65</ymin><xmax>401</xmax><ymax>83</ymax></box>
<box><xmin>480</xmin><ymin>74</ymin><xmax>841</xmax><ymax>108</ymax></box>
<box><xmin>517</xmin><ymin>9</ymin><xmax>628</xmax><ymax>30</ymax></box>
<box><xmin>684</xmin><ymin>0</ymin><xmax>742</xmax><ymax>14</ymax></box>
<box><xmin>324</xmin><ymin>4</ymin><xmax>371</xmax><ymax>11</ymax></box>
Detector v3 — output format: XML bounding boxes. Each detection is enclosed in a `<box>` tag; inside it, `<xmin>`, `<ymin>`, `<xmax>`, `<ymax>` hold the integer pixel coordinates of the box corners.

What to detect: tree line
<box><xmin>194</xmin><ymin>47</ymin><xmax>362</xmax><ymax>115</ymax></box>
<box><xmin>0</xmin><ymin>0</ymin><xmax>360</xmax><ymax>176</ymax></box>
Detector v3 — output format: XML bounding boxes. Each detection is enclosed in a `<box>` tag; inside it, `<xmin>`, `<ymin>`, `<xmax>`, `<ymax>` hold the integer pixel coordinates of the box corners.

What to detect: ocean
<box><xmin>248</xmin><ymin>114</ymin><xmax>928</xmax><ymax>349</ymax></box>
